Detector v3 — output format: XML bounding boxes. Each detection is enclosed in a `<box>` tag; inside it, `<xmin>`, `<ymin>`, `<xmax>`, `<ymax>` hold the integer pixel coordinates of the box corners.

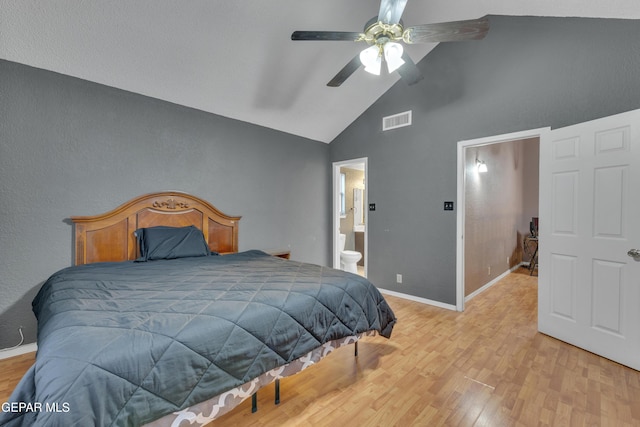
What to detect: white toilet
<box><xmin>339</xmin><ymin>233</ymin><xmax>362</xmax><ymax>274</ymax></box>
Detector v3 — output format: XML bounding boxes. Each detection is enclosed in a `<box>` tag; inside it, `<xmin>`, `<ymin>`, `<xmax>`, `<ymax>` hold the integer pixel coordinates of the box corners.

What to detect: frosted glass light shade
<box><xmin>477</xmin><ymin>160</ymin><xmax>488</xmax><ymax>173</ymax></box>
<box><xmin>384</xmin><ymin>42</ymin><xmax>405</xmax><ymax>73</ymax></box>
<box><xmin>360</xmin><ymin>45</ymin><xmax>382</xmax><ymax>75</ymax></box>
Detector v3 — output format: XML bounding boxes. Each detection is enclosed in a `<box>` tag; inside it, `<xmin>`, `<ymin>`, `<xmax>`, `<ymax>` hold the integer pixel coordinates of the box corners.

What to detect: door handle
<box><xmin>628</xmin><ymin>249</ymin><xmax>640</xmax><ymax>258</ymax></box>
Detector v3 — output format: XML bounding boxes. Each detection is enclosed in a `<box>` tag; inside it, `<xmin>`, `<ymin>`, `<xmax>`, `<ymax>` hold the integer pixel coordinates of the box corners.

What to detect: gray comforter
<box><xmin>0</xmin><ymin>250</ymin><xmax>396</xmax><ymax>426</ymax></box>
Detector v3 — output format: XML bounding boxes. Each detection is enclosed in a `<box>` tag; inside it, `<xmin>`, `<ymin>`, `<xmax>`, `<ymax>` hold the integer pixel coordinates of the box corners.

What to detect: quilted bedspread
<box><xmin>0</xmin><ymin>250</ymin><xmax>396</xmax><ymax>426</ymax></box>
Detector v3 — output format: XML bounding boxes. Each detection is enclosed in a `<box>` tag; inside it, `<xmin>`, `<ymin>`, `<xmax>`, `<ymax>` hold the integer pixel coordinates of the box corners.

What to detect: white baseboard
<box><xmin>379</xmin><ymin>263</ymin><xmax>529</xmax><ymax>311</ymax></box>
<box><xmin>378</xmin><ymin>288</ymin><xmax>457</xmax><ymax>311</ymax></box>
<box><xmin>464</xmin><ymin>263</ymin><xmax>526</xmax><ymax>303</ymax></box>
<box><xmin>0</xmin><ymin>343</ymin><xmax>37</xmax><ymax>360</ymax></box>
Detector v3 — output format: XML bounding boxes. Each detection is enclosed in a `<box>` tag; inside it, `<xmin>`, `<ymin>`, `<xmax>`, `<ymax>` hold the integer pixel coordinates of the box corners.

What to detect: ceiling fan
<box><xmin>291</xmin><ymin>0</ymin><xmax>489</xmax><ymax>87</ymax></box>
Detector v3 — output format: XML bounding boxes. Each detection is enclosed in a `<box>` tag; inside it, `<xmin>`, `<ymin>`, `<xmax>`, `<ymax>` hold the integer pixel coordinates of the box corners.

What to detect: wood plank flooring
<box><xmin>2</xmin><ymin>267</ymin><xmax>639</xmax><ymax>426</ymax></box>
<box><xmin>0</xmin><ymin>351</ymin><xmax>34</xmax><ymax>404</ymax></box>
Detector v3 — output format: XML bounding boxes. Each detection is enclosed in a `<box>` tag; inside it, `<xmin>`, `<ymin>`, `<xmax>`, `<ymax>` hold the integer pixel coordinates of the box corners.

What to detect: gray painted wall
<box><xmin>330</xmin><ymin>16</ymin><xmax>640</xmax><ymax>304</ymax></box>
<box><xmin>3</xmin><ymin>15</ymin><xmax>639</xmax><ymax>349</ymax></box>
<box><xmin>0</xmin><ymin>59</ymin><xmax>330</xmax><ymax>348</ymax></box>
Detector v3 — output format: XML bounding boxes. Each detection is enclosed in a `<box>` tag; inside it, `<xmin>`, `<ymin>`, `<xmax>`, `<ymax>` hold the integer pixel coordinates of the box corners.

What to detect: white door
<box><xmin>539</xmin><ymin>109</ymin><xmax>640</xmax><ymax>370</ymax></box>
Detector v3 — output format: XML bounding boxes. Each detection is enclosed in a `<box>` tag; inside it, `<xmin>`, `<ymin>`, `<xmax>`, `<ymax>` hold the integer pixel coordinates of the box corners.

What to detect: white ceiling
<box><xmin>2</xmin><ymin>1</ymin><xmax>639</xmax><ymax>143</ymax></box>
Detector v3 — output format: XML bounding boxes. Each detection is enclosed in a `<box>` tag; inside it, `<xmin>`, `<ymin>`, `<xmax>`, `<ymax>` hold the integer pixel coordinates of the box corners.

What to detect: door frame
<box><xmin>332</xmin><ymin>158</ymin><xmax>368</xmax><ymax>276</ymax></box>
<box><xmin>456</xmin><ymin>128</ymin><xmax>550</xmax><ymax>311</ymax></box>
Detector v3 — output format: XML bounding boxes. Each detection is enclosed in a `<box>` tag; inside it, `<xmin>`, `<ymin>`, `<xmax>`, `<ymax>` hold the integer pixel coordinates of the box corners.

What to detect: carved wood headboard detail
<box><xmin>70</xmin><ymin>191</ymin><xmax>241</xmax><ymax>265</ymax></box>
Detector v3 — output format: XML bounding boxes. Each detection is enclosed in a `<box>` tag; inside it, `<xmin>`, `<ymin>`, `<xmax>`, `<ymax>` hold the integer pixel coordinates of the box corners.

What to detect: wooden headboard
<box><xmin>71</xmin><ymin>191</ymin><xmax>241</xmax><ymax>265</ymax></box>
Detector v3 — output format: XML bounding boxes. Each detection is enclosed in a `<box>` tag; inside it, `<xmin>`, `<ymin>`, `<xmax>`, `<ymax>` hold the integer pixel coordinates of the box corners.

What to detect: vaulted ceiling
<box><xmin>2</xmin><ymin>1</ymin><xmax>639</xmax><ymax>143</ymax></box>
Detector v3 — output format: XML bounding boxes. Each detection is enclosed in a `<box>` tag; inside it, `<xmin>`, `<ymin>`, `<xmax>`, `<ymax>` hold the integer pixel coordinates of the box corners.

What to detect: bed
<box><xmin>0</xmin><ymin>192</ymin><xmax>396</xmax><ymax>426</ymax></box>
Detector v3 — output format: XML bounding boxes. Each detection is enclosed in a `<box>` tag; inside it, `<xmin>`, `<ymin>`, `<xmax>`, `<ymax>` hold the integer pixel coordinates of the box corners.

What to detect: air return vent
<box><xmin>382</xmin><ymin>110</ymin><xmax>412</xmax><ymax>131</ymax></box>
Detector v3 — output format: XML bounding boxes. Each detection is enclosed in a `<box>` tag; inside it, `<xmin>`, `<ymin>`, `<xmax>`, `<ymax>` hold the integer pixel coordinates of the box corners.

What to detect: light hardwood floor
<box><xmin>2</xmin><ymin>268</ymin><xmax>639</xmax><ymax>426</ymax></box>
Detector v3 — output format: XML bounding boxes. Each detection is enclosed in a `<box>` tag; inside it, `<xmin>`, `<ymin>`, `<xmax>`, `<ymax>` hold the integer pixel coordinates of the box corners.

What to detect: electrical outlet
<box><xmin>396</xmin><ymin>274</ymin><xmax>402</xmax><ymax>284</ymax></box>
<box><xmin>488</xmin><ymin>266</ymin><xmax>491</xmax><ymax>276</ymax></box>
<box><xmin>444</xmin><ymin>201</ymin><xmax>454</xmax><ymax>211</ymax></box>
<box><xmin>507</xmin><ymin>256</ymin><xmax>510</xmax><ymax>265</ymax></box>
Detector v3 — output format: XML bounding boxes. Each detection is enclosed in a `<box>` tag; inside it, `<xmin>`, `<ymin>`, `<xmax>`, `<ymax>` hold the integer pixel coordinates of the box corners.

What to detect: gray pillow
<box><xmin>135</xmin><ymin>225</ymin><xmax>212</xmax><ymax>261</ymax></box>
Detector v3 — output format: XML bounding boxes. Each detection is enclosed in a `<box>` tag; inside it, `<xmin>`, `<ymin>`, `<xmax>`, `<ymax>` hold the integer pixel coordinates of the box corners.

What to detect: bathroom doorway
<box><xmin>332</xmin><ymin>158</ymin><xmax>368</xmax><ymax>277</ymax></box>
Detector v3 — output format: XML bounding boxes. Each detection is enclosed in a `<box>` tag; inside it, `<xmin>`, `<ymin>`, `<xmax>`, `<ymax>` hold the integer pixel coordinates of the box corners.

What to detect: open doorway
<box><xmin>456</xmin><ymin>129</ymin><xmax>547</xmax><ymax>311</ymax></box>
<box><xmin>332</xmin><ymin>158</ymin><xmax>368</xmax><ymax>277</ymax></box>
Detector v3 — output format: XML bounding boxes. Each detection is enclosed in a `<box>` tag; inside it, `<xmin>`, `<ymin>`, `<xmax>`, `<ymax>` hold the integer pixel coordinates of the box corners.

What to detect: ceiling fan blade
<box><xmin>291</xmin><ymin>31</ymin><xmax>362</xmax><ymax>41</ymax></box>
<box><xmin>404</xmin><ymin>17</ymin><xmax>489</xmax><ymax>44</ymax></box>
<box><xmin>327</xmin><ymin>55</ymin><xmax>362</xmax><ymax>87</ymax></box>
<box><xmin>378</xmin><ymin>0</ymin><xmax>409</xmax><ymax>25</ymax></box>
<box><xmin>396</xmin><ymin>52</ymin><xmax>423</xmax><ymax>86</ymax></box>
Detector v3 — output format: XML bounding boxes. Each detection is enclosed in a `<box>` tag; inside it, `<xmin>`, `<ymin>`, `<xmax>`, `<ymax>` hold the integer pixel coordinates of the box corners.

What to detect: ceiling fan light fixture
<box><xmin>292</xmin><ymin>0</ymin><xmax>489</xmax><ymax>87</ymax></box>
<box><xmin>383</xmin><ymin>42</ymin><xmax>405</xmax><ymax>73</ymax></box>
<box><xmin>360</xmin><ymin>45</ymin><xmax>382</xmax><ymax>75</ymax></box>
